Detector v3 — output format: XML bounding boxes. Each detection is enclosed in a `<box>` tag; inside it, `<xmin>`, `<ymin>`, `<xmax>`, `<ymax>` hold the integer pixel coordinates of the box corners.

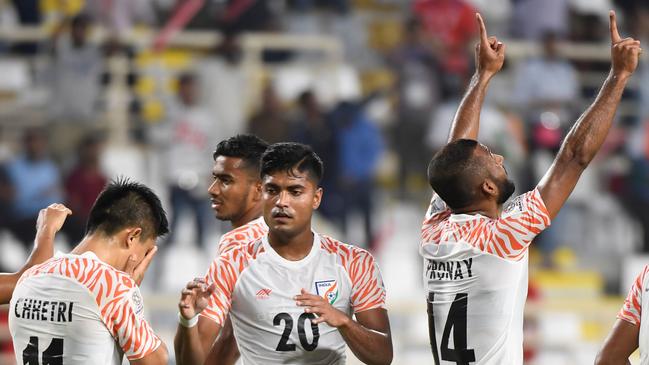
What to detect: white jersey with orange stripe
<box><xmin>216</xmin><ymin>216</ymin><xmax>268</xmax><ymax>255</ymax></box>
<box><xmin>618</xmin><ymin>265</ymin><xmax>649</xmax><ymax>364</ymax></box>
<box><xmin>420</xmin><ymin>188</ymin><xmax>551</xmax><ymax>365</ymax></box>
<box><xmin>201</xmin><ymin>232</ymin><xmax>386</xmax><ymax>365</ymax></box>
<box><xmin>9</xmin><ymin>252</ymin><xmax>161</xmax><ymax>364</ymax></box>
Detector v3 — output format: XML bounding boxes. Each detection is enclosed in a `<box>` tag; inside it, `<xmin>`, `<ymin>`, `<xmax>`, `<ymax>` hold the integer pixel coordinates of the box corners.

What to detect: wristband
<box><xmin>178</xmin><ymin>312</ymin><xmax>199</xmax><ymax>328</ymax></box>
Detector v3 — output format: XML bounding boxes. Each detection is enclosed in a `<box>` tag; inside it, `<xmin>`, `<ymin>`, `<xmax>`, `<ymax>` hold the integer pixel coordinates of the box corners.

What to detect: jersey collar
<box><xmin>261</xmin><ymin>231</ymin><xmax>321</xmax><ymax>268</ymax></box>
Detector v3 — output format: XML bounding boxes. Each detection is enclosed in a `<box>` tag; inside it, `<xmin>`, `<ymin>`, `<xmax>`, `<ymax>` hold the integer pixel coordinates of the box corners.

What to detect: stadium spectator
<box><xmin>247</xmin><ymin>84</ymin><xmax>290</xmax><ymax>144</ymax></box>
<box><xmin>411</xmin><ymin>0</ymin><xmax>478</xmax><ymax>90</ymax></box>
<box><xmin>333</xmin><ymin>101</ymin><xmax>384</xmax><ymax>250</ymax></box>
<box><xmin>511</xmin><ymin>0</ymin><xmax>570</xmax><ymax>40</ymax></box>
<box><xmin>50</xmin><ymin>14</ymin><xmax>102</xmax><ymax>122</ymax></box>
<box><xmin>387</xmin><ymin>17</ymin><xmax>440</xmax><ymax>199</ymax></box>
<box><xmin>290</xmin><ymin>90</ymin><xmax>341</xmax><ymax>221</ymax></box>
<box><xmin>4</xmin><ymin>128</ymin><xmax>63</xmax><ymax>249</ymax></box>
<box><xmin>63</xmin><ymin>133</ymin><xmax>108</xmax><ymax>244</ymax></box>
<box><xmin>196</xmin><ymin>31</ymin><xmax>249</xmax><ymax>141</ymax></box>
<box><xmin>161</xmin><ymin>73</ymin><xmax>214</xmax><ymax>248</ymax></box>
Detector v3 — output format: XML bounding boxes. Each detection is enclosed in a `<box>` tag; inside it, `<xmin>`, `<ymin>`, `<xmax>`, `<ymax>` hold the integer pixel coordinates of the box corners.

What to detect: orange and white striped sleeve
<box><xmin>346</xmin><ymin>248</ymin><xmax>386</xmax><ymax>313</ymax></box>
<box><xmin>485</xmin><ymin>188</ymin><xmax>551</xmax><ymax>261</ymax></box>
<box><xmin>200</xmin><ymin>250</ymin><xmax>246</xmax><ymax>325</ymax></box>
<box><xmin>101</xmin><ymin>279</ymin><xmax>161</xmax><ymax>360</ymax></box>
<box><xmin>618</xmin><ymin>266</ymin><xmax>649</xmax><ymax>326</ymax></box>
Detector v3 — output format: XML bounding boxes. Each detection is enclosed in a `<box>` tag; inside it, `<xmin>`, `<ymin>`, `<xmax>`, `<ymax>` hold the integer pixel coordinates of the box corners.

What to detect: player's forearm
<box><xmin>447</xmin><ymin>72</ymin><xmax>492</xmax><ymax>143</ymax></box>
<box><xmin>338</xmin><ymin>317</ymin><xmax>392</xmax><ymax>365</ymax></box>
<box><xmin>22</xmin><ymin>229</ymin><xmax>57</xmax><ymax>273</ymax></box>
<box><xmin>0</xmin><ymin>273</ymin><xmax>20</xmax><ymax>304</ymax></box>
<box><xmin>174</xmin><ymin>325</ymin><xmax>208</xmax><ymax>365</ymax></box>
<box><xmin>558</xmin><ymin>71</ymin><xmax>628</xmax><ymax>168</ymax></box>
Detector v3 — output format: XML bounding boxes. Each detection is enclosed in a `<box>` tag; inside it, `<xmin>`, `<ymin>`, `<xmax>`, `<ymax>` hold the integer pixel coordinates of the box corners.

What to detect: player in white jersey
<box><xmin>175</xmin><ymin>142</ymin><xmax>392</xmax><ymax>365</ymax></box>
<box><xmin>174</xmin><ymin>134</ymin><xmax>270</xmax><ymax>365</ymax></box>
<box><xmin>9</xmin><ymin>179</ymin><xmax>170</xmax><ymax>364</ymax></box>
<box><xmin>422</xmin><ymin>11</ymin><xmax>640</xmax><ymax>364</ymax></box>
<box><xmin>596</xmin><ymin>265</ymin><xmax>649</xmax><ymax>364</ymax></box>
<box><xmin>0</xmin><ymin>203</ymin><xmax>70</xmax><ymax>304</ymax></box>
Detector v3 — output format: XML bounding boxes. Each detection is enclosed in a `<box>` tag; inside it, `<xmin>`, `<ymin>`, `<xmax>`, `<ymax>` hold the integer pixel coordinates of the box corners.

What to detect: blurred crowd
<box><xmin>0</xmin><ymin>0</ymin><xmax>648</xmax><ymax>276</ymax></box>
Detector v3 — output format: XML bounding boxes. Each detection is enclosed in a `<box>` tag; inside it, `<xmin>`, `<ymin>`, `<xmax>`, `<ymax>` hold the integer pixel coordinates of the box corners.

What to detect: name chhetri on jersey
<box><xmin>425</xmin><ymin>258</ymin><xmax>474</xmax><ymax>281</ymax></box>
<box><xmin>13</xmin><ymin>297</ymin><xmax>74</xmax><ymax>323</ymax></box>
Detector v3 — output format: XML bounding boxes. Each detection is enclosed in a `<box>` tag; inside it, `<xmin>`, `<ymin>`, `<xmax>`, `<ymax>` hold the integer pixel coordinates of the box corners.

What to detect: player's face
<box><xmin>208</xmin><ymin>156</ymin><xmax>259</xmax><ymax>223</ymax></box>
<box><xmin>262</xmin><ymin>169</ymin><xmax>322</xmax><ymax>238</ymax></box>
<box><xmin>478</xmin><ymin>144</ymin><xmax>515</xmax><ymax>203</ymax></box>
<box><xmin>125</xmin><ymin>229</ymin><xmax>156</xmax><ymax>270</ymax></box>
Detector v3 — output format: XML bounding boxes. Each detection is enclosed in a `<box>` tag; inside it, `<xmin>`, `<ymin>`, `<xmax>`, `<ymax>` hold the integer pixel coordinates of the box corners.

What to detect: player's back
<box><xmin>421</xmin><ymin>189</ymin><xmax>550</xmax><ymax>365</ymax></box>
<box><xmin>9</xmin><ymin>252</ymin><xmax>160</xmax><ymax>364</ymax></box>
<box><xmin>618</xmin><ymin>265</ymin><xmax>649</xmax><ymax>364</ymax></box>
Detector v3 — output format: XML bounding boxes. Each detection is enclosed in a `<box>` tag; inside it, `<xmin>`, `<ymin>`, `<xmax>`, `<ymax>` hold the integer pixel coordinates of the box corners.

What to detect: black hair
<box><xmin>178</xmin><ymin>72</ymin><xmax>196</xmax><ymax>87</ymax></box>
<box><xmin>261</xmin><ymin>142</ymin><xmax>323</xmax><ymax>184</ymax></box>
<box><xmin>71</xmin><ymin>14</ymin><xmax>90</xmax><ymax>29</ymax></box>
<box><xmin>86</xmin><ymin>177</ymin><xmax>169</xmax><ymax>240</ymax></box>
<box><xmin>427</xmin><ymin>139</ymin><xmax>484</xmax><ymax>210</ymax></box>
<box><xmin>213</xmin><ymin>134</ymin><xmax>269</xmax><ymax>175</ymax></box>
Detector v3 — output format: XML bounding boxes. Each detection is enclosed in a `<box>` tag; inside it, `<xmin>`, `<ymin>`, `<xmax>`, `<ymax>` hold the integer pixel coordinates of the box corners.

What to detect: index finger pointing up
<box><xmin>610</xmin><ymin>10</ymin><xmax>621</xmax><ymax>43</ymax></box>
<box><xmin>476</xmin><ymin>13</ymin><xmax>488</xmax><ymax>44</ymax></box>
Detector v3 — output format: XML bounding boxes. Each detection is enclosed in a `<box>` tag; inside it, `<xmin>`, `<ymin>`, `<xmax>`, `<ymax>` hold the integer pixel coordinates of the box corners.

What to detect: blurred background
<box><xmin>0</xmin><ymin>0</ymin><xmax>648</xmax><ymax>363</ymax></box>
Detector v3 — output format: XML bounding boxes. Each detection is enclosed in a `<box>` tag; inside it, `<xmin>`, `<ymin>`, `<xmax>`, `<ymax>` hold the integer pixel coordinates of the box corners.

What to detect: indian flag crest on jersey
<box><xmin>315</xmin><ymin>280</ymin><xmax>339</xmax><ymax>305</ymax></box>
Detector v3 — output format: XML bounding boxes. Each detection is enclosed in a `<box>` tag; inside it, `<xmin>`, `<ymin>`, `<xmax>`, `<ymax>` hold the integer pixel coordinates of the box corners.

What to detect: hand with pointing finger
<box><xmin>609</xmin><ymin>10</ymin><xmax>641</xmax><ymax>78</ymax></box>
<box><xmin>475</xmin><ymin>13</ymin><xmax>505</xmax><ymax>79</ymax></box>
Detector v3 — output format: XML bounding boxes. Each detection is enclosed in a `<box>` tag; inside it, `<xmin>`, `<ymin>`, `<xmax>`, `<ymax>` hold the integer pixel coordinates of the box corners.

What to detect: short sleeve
<box><xmin>618</xmin><ymin>266</ymin><xmax>648</xmax><ymax>326</ymax></box>
<box><xmin>200</xmin><ymin>252</ymin><xmax>242</xmax><ymax>325</ymax></box>
<box><xmin>347</xmin><ymin>249</ymin><xmax>386</xmax><ymax>313</ymax></box>
<box><xmin>487</xmin><ymin>188</ymin><xmax>551</xmax><ymax>260</ymax></box>
<box><xmin>107</xmin><ymin>287</ymin><xmax>161</xmax><ymax>360</ymax></box>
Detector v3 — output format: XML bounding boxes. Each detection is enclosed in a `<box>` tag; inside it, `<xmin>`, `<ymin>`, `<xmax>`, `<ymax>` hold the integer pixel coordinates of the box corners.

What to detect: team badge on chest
<box><xmin>315</xmin><ymin>280</ymin><xmax>339</xmax><ymax>305</ymax></box>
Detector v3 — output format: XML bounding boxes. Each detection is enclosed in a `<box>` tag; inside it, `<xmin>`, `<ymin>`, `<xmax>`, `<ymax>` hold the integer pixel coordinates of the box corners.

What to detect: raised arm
<box><xmin>447</xmin><ymin>13</ymin><xmax>505</xmax><ymax>143</ymax></box>
<box><xmin>0</xmin><ymin>203</ymin><xmax>71</xmax><ymax>304</ymax></box>
<box><xmin>538</xmin><ymin>11</ymin><xmax>641</xmax><ymax>219</ymax></box>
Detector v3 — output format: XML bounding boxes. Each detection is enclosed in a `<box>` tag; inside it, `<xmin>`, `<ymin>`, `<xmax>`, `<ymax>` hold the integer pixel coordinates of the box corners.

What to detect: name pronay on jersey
<box><xmin>425</xmin><ymin>258</ymin><xmax>473</xmax><ymax>281</ymax></box>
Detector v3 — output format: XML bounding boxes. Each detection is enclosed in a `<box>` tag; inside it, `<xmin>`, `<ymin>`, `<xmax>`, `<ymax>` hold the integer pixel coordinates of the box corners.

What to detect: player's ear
<box><xmin>252</xmin><ymin>179</ymin><xmax>262</xmax><ymax>202</ymax></box>
<box><xmin>313</xmin><ymin>187</ymin><xmax>323</xmax><ymax>209</ymax></box>
<box><xmin>125</xmin><ymin>227</ymin><xmax>143</xmax><ymax>249</ymax></box>
<box><xmin>481</xmin><ymin>179</ymin><xmax>498</xmax><ymax>200</ymax></box>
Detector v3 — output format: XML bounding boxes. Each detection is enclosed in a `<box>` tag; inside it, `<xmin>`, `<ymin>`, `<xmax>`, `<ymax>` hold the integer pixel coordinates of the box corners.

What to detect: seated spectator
<box><xmin>63</xmin><ymin>133</ymin><xmax>108</xmax><ymax>243</ymax></box>
<box><xmin>4</xmin><ymin>128</ymin><xmax>63</xmax><ymax>248</ymax></box>
<box><xmin>247</xmin><ymin>84</ymin><xmax>290</xmax><ymax>144</ymax></box>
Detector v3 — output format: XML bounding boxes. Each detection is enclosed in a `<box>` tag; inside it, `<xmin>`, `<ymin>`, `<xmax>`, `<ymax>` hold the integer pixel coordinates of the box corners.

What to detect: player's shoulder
<box><xmin>218</xmin><ymin>217</ymin><xmax>268</xmax><ymax>250</ymax></box>
<box><xmin>319</xmin><ymin>234</ymin><xmax>376</xmax><ymax>263</ymax></box>
<box><xmin>20</xmin><ymin>253</ymin><xmax>137</xmax><ymax>301</ymax></box>
<box><xmin>501</xmin><ymin>188</ymin><xmax>548</xmax><ymax>219</ymax></box>
<box><xmin>216</xmin><ymin>237</ymin><xmax>266</xmax><ymax>264</ymax></box>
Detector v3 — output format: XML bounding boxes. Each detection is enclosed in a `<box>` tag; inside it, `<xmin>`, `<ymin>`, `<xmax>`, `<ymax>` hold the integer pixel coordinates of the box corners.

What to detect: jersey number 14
<box><xmin>22</xmin><ymin>336</ymin><xmax>64</xmax><ymax>365</ymax></box>
<box><xmin>428</xmin><ymin>292</ymin><xmax>476</xmax><ymax>365</ymax></box>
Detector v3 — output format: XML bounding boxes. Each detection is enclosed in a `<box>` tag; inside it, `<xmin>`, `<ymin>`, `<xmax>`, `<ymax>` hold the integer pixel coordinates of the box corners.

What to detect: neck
<box><xmin>452</xmin><ymin>202</ymin><xmax>500</xmax><ymax>219</ymax></box>
<box><xmin>268</xmin><ymin>227</ymin><xmax>314</xmax><ymax>261</ymax></box>
<box><xmin>71</xmin><ymin>234</ymin><xmax>126</xmax><ymax>271</ymax></box>
<box><xmin>230</xmin><ymin>203</ymin><xmax>263</xmax><ymax>229</ymax></box>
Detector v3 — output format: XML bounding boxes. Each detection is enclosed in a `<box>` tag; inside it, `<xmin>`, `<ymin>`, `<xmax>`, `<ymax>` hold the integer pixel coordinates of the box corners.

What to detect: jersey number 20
<box><xmin>428</xmin><ymin>292</ymin><xmax>476</xmax><ymax>365</ymax></box>
<box><xmin>273</xmin><ymin>312</ymin><xmax>320</xmax><ymax>351</ymax></box>
<box><xmin>22</xmin><ymin>336</ymin><xmax>64</xmax><ymax>365</ymax></box>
